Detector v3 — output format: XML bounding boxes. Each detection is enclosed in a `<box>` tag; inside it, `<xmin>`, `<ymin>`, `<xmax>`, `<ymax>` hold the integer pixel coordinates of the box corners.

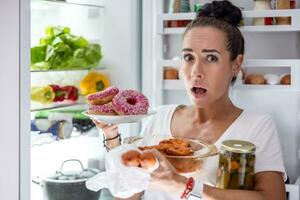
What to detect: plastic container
<box><xmin>216</xmin><ymin>140</ymin><xmax>256</xmax><ymax>190</ymax></box>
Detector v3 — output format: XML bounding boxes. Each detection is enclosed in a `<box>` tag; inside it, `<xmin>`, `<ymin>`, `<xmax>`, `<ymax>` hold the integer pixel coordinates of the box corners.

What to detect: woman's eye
<box><xmin>183</xmin><ymin>54</ymin><xmax>194</xmax><ymax>62</ymax></box>
<box><xmin>207</xmin><ymin>55</ymin><xmax>218</xmax><ymax>62</ymax></box>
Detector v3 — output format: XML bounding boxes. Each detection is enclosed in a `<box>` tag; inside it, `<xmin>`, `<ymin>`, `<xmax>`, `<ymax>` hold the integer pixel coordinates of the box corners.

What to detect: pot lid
<box><xmin>47</xmin><ymin>159</ymin><xmax>99</xmax><ymax>182</ymax></box>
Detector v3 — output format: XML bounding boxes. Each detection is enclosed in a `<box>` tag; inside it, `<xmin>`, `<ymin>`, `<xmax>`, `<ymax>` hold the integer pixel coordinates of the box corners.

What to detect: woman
<box><xmin>94</xmin><ymin>1</ymin><xmax>286</xmax><ymax>199</ymax></box>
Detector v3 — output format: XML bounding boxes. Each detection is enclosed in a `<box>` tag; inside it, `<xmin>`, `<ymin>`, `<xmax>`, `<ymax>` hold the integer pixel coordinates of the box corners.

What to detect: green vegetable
<box><xmin>31</xmin><ymin>25</ymin><xmax>102</xmax><ymax>70</ymax></box>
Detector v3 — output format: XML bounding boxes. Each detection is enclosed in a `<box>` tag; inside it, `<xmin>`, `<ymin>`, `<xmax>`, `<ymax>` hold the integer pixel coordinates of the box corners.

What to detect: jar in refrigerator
<box><xmin>276</xmin><ymin>0</ymin><xmax>291</xmax><ymax>25</ymax></box>
<box><xmin>253</xmin><ymin>0</ymin><xmax>273</xmax><ymax>25</ymax></box>
<box><xmin>290</xmin><ymin>0</ymin><xmax>296</xmax><ymax>9</ymax></box>
<box><xmin>216</xmin><ymin>140</ymin><xmax>256</xmax><ymax>190</ymax></box>
<box><xmin>167</xmin><ymin>0</ymin><xmax>191</xmax><ymax>28</ymax></box>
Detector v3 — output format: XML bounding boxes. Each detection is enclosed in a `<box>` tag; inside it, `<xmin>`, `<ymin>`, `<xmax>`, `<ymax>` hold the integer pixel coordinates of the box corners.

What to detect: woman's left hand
<box><xmin>148</xmin><ymin>150</ymin><xmax>189</xmax><ymax>194</ymax></box>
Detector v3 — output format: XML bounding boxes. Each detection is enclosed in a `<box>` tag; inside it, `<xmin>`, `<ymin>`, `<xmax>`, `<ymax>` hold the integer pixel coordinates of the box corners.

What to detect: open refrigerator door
<box><xmin>30</xmin><ymin>0</ymin><xmax>142</xmax><ymax>199</ymax></box>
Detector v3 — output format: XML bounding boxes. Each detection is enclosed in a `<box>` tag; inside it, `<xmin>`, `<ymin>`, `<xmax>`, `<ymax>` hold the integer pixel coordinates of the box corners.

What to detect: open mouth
<box><xmin>191</xmin><ymin>87</ymin><xmax>207</xmax><ymax>97</ymax></box>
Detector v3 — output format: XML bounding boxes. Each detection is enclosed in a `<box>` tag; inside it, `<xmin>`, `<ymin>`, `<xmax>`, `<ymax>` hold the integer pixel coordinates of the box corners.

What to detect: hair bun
<box><xmin>197</xmin><ymin>0</ymin><xmax>242</xmax><ymax>27</ymax></box>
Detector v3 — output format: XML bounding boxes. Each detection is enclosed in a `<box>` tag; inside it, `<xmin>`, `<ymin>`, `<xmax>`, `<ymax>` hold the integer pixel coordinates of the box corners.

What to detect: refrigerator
<box><xmin>1</xmin><ymin>0</ymin><xmax>300</xmax><ymax>200</ymax></box>
<box><xmin>142</xmin><ymin>0</ymin><xmax>300</xmax><ymax>199</ymax></box>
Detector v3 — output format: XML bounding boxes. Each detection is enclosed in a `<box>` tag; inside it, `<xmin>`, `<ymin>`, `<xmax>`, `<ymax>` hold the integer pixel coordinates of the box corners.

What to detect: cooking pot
<box><xmin>32</xmin><ymin>159</ymin><xmax>101</xmax><ymax>200</ymax></box>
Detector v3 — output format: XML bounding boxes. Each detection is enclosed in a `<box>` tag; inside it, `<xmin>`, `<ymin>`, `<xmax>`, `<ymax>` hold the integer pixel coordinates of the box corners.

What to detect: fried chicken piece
<box><xmin>165</xmin><ymin>146</ymin><xmax>194</xmax><ymax>156</ymax></box>
<box><xmin>138</xmin><ymin>138</ymin><xmax>194</xmax><ymax>156</ymax></box>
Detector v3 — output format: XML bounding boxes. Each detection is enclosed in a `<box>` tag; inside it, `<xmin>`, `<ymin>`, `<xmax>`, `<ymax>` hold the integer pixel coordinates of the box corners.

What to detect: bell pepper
<box><xmin>49</xmin><ymin>85</ymin><xmax>66</xmax><ymax>102</ymax></box>
<box><xmin>31</xmin><ymin>86</ymin><xmax>55</xmax><ymax>104</ymax></box>
<box><xmin>62</xmin><ymin>86</ymin><xmax>78</xmax><ymax>101</ymax></box>
<box><xmin>79</xmin><ymin>72</ymin><xmax>110</xmax><ymax>95</ymax></box>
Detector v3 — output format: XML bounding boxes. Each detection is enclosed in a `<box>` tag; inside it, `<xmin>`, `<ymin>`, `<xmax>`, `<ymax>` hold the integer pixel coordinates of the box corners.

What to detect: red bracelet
<box><xmin>180</xmin><ymin>177</ymin><xmax>195</xmax><ymax>199</ymax></box>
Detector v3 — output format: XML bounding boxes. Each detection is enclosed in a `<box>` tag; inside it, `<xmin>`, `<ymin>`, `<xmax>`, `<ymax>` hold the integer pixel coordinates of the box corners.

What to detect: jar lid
<box><xmin>221</xmin><ymin>140</ymin><xmax>256</xmax><ymax>154</ymax></box>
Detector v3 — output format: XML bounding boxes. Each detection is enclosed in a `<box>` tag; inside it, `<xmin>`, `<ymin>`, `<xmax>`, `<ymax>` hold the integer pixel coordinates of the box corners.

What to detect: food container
<box><xmin>125</xmin><ymin>135</ymin><xmax>218</xmax><ymax>174</ymax></box>
<box><xmin>216</xmin><ymin>140</ymin><xmax>256</xmax><ymax>190</ymax></box>
<box><xmin>276</xmin><ymin>0</ymin><xmax>291</xmax><ymax>25</ymax></box>
<box><xmin>253</xmin><ymin>0</ymin><xmax>273</xmax><ymax>26</ymax></box>
<box><xmin>32</xmin><ymin>159</ymin><xmax>101</xmax><ymax>200</ymax></box>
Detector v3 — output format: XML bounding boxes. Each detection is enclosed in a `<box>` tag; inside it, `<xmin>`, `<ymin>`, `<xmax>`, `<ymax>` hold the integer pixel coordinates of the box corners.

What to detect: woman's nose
<box><xmin>190</xmin><ymin>62</ymin><xmax>204</xmax><ymax>79</ymax></box>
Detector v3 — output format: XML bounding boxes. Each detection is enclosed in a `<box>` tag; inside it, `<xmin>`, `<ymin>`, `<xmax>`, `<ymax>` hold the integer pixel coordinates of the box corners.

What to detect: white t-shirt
<box><xmin>141</xmin><ymin>105</ymin><xmax>286</xmax><ymax>200</ymax></box>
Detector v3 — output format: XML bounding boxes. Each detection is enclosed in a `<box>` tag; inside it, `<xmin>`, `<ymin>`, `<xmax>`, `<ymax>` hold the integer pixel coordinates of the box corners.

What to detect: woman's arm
<box><xmin>203</xmin><ymin>171</ymin><xmax>286</xmax><ymax>200</ymax></box>
<box><xmin>149</xmin><ymin>150</ymin><xmax>286</xmax><ymax>200</ymax></box>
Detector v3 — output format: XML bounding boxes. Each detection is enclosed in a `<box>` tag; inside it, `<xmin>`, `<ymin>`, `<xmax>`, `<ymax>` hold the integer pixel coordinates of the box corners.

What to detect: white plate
<box><xmin>82</xmin><ymin>110</ymin><xmax>156</xmax><ymax>124</ymax></box>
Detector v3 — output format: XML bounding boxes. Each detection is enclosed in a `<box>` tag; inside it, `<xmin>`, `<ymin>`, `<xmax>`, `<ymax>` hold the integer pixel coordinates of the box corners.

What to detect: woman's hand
<box><xmin>148</xmin><ymin>150</ymin><xmax>188</xmax><ymax>194</ymax></box>
<box><xmin>92</xmin><ymin>119</ymin><xmax>118</xmax><ymax>138</ymax></box>
<box><xmin>92</xmin><ymin>120</ymin><xmax>120</xmax><ymax>150</ymax></box>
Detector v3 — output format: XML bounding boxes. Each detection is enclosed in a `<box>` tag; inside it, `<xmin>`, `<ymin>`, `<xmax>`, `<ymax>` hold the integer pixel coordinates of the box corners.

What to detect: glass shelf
<box><xmin>31</xmin><ymin>102</ymin><xmax>86</xmax><ymax>112</ymax></box>
<box><xmin>31</xmin><ymin>0</ymin><xmax>105</xmax><ymax>9</ymax></box>
<box><xmin>31</xmin><ymin>67</ymin><xmax>105</xmax><ymax>72</ymax></box>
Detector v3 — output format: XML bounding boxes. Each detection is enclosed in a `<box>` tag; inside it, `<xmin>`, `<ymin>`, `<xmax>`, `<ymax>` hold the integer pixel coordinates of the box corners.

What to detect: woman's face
<box><xmin>181</xmin><ymin>26</ymin><xmax>241</xmax><ymax>108</ymax></box>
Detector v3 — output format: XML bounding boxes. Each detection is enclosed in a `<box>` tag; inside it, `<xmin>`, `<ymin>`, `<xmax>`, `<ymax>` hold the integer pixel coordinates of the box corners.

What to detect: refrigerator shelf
<box><xmin>31</xmin><ymin>67</ymin><xmax>105</xmax><ymax>72</ymax></box>
<box><xmin>157</xmin><ymin>9</ymin><xmax>300</xmax><ymax>34</ymax></box>
<box><xmin>163</xmin><ymin>80</ymin><xmax>297</xmax><ymax>91</ymax></box>
<box><xmin>158</xmin><ymin>59</ymin><xmax>300</xmax><ymax>67</ymax></box>
<box><xmin>31</xmin><ymin>0</ymin><xmax>105</xmax><ymax>9</ymax></box>
<box><xmin>31</xmin><ymin>102</ymin><xmax>86</xmax><ymax>112</ymax></box>
<box><xmin>285</xmin><ymin>177</ymin><xmax>300</xmax><ymax>200</ymax></box>
<box><xmin>159</xmin><ymin>59</ymin><xmax>300</xmax><ymax>90</ymax></box>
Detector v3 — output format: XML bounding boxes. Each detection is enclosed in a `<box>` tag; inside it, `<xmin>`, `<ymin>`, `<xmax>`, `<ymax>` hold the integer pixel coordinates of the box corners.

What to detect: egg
<box><xmin>121</xmin><ymin>150</ymin><xmax>140</xmax><ymax>167</ymax></box>
<box><xmin>140</xmin><ymin>151</ymin><xmax>158</xmax><ymax>172</ymax></box>
<box><xmin>280</xmin><ymin>74</ymin><xmax>291</xmax><ymax>85</ymax></box>
<box><xmin>264</xmin><ymin>74</ymin><xmax>280</xmax><ymax>85</ymax></box>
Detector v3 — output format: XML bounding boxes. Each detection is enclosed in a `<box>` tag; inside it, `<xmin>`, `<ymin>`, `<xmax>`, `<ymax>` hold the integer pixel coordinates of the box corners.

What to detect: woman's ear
<box><xmin>232</xmin><ymin>54</ymin><xmax>244</xmax><ymax>76</ymax></box>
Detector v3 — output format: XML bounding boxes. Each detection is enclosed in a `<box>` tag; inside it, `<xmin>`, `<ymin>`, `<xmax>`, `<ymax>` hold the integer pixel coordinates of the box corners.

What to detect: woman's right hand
<box><xmin>92</xmin><ymin>120</ymin><xmax>121</xmax><ymax>150</ymax></box>
<box><xmin>92</xmin><ymin>120</ymin><xmax>118</xmax><ymax>138</ymax></box>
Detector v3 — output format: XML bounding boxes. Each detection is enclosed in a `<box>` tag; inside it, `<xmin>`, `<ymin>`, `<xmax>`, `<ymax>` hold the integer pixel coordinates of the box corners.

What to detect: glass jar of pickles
<box><xmin>216</xmin><ymin>140</ymin><xmax>256</xmax><ymax>190</ymax></box>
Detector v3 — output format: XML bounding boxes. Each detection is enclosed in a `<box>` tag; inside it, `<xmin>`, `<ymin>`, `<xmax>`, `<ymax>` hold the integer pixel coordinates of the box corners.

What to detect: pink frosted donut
<box><xmin>88</xmin><ymin>103</ymin><xmax>117</xmax><ymax>115</ymax></box>
<box><xmin>112</xmin><ymin>90</ymin><xmax>149</xmax><ymax>115</ymax></box>
<box><xmin>86</xmin><ymin>86</ymin><xmax>119</xmax><ymax>105</ymax></box>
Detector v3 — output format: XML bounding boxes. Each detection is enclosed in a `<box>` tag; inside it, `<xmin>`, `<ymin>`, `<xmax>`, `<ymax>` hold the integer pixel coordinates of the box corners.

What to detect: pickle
<box><xmin>229</xmin><ymin>173</ymin><xmax>241</xmax><ymax>189</ymax></box>
<box><xmin>244</xmin><ymin>172</ymin><xmax>254</xmax><ymax>190</ymax></box>
<box><xmin>216</xmin><ymin>167</ymin><xmax>231</xmax><ymax>189</ymax></box>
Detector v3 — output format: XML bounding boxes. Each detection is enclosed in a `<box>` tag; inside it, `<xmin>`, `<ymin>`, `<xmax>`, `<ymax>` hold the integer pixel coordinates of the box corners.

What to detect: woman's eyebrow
<box><xmin>182</xmin><ymin>48</ymin><xmax>193</xmax><ymax>52</ymax></box>
<box><xmin>181</xmin><ymin>48</ymin><xmax>221</xmax><ymax>55</ymax></box>
<box><xmin>202</xmin><ymin>49</ymin><xmax>221</xmax><ymax>54</ymax></box>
